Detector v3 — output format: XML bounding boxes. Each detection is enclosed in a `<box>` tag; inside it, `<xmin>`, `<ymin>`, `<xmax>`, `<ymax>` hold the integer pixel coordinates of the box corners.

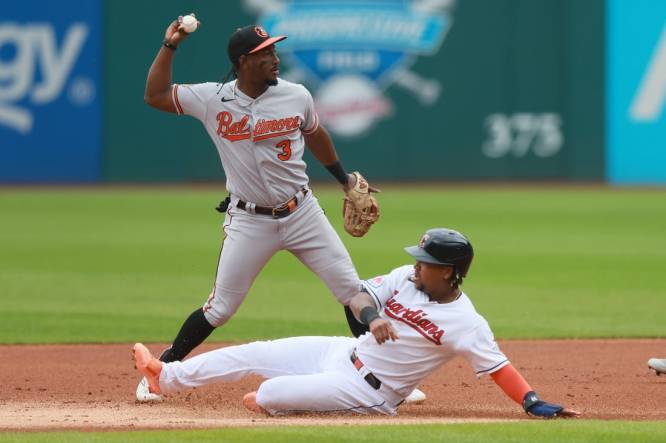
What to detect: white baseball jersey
<box><xmin>173</xmin><ymin>78</ymin><xmax>318</xmax><ymax>206</ymax></box>
<box><xmin>157</xmin><ymin>264</ymin><xmax>510</xmax><ymax>415</ymax></box>
<box><xmin>357</xmin><ymin>265</ymin><xmax>509</xmax><ymax>399</ymax></box>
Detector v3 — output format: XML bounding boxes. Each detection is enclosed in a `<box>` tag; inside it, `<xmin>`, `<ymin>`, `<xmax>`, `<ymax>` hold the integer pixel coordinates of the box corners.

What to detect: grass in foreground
<box><xmin>1</xmin><ymin>186</ymin><xmax>665</xmax><ymax>343</ymax></box>
<box><xmin>2</xmin><ymin>421</ymin><xmax>666</xmax><ymax>442</ymax></box>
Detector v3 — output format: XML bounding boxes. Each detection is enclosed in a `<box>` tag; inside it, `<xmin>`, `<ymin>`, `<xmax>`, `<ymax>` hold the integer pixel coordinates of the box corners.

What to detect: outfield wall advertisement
<box><xmin>607</xmin><ymin>0</ymin><xmax>666</xmax><ymax>184</ymax></box>
<box><xmin>253</xmin><ymin>0</ymin><xmax>605</xmax><ymax>181</ymax></box>
<box><xmin>103</xmin><ymin>0</ymin><xmax>605</xmax><ymax>182</ymax></box>
<box><xmin>0</xmin><ymin>0</ymin><xmax>102</xmax><ymax>182</ymax></box>
<box><xmin>8</xmin><ymin>0</ymin><xmax>666</xmax><ymax>184</ymax></box>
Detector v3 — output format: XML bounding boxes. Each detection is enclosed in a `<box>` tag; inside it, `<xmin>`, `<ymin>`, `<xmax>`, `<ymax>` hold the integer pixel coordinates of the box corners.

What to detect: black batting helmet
<box><xmin>404</xmin><ymin>228</ymin><xmax>474</xmax><ymax>286</ymax></box>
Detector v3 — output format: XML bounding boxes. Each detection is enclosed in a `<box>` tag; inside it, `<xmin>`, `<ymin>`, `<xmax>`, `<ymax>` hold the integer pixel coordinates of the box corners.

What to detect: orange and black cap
<box><xmin>228</xmin><ymin>25</ymin><xmax>287</xmax><ymax>66</ymax></box>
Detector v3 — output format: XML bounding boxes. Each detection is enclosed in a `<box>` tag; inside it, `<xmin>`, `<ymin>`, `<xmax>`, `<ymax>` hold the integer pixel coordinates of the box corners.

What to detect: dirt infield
<box><xmin>2</xmin><ymin>339</ymin><xmax>666</xmax><ymax>430</ymax></box>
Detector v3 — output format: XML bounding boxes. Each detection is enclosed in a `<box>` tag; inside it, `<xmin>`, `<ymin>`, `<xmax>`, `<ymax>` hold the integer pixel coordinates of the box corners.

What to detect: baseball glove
<box><xmin>343</xmin><ymin>171</ymin><xmax>379</xmax><ymax>237</ymax></box>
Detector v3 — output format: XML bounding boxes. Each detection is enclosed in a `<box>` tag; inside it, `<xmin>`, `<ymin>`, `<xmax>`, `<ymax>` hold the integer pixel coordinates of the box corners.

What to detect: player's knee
<box><xmin>202</xmin><ymin>288</ymin><xmax>245</xmax><ymax>327</ymax></box>
<box><xmin>255</xmin><ymin>380</ymin><xmax>283</xmax><ymax>415</ymax></box>
<box><xmin>202</xmin><ymin>308</ymin><xmax>227</xmax><ymax>328</ymax></box>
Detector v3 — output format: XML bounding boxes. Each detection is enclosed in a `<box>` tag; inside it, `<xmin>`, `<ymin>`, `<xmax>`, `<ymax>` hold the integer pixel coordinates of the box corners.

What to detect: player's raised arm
<box><xmin>490</xmin><ymin>364</ymin><xmax>581</xmax><ymax>418</ymax></box>
<box><xmin>349</xmin><ymin>291</ymin><xmax>398</xmax><ymax>344</ymax></box>
<box><xmin>144</xmin><ymin>15</ymin><xmax>200</xmax><ymax>113</ymax></box>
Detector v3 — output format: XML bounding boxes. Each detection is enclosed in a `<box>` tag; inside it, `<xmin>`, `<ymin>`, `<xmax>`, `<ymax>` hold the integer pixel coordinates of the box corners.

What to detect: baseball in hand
<box><xmin>180</xmin><ymin>14</ymin><xmax>198</xmax><ymax>33</ymax></box>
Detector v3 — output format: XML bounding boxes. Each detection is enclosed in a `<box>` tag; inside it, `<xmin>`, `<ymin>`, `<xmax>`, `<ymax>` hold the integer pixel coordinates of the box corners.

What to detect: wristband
<box><xmin>359</xmin><ymin>306</ymin><xmax>380</xmax><ymax>325</ymax></box>
<box><xmin>162</xmin><ymin>39</ymin><xmax>177</xmax><ymax>51</ymax></box>
<box><xmin>522</xmin><ymin>391</ymin><xmax>541</xmax><ymax>411</ymax></box>
<box><xmin>325</xmin><ymin>161</ymin><xmax>349</xmax><ymax>185</ymax></box>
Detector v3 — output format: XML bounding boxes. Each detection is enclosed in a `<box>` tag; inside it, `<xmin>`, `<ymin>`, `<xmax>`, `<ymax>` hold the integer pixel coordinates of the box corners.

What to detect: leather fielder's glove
<box><xmin>343</xmin><ymin>171</ymin><xmax>380</xmax><ymax>237</ymax></box>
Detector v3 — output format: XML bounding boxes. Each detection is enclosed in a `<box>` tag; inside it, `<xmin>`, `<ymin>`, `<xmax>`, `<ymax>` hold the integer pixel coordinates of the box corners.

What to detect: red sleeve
<box><xmin>490</xmin><ymin>363</ymin><xmax>532</xmax><ymax>405</ymax></box>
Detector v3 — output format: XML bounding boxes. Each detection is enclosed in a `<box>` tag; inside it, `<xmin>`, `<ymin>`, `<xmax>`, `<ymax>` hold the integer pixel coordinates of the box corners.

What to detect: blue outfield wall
<box><xmin>607</xmin><ymin>0</ymin><xmax>666</xmax><ymax>184</ymax></box>
<box><xmin>0</xmin><ymin>0</ymin><xmax>102</xmax><ymax>182</ymax></box>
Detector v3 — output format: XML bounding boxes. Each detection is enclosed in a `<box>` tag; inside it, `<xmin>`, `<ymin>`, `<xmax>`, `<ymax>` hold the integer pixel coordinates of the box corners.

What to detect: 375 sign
<box><xmin>481</xmin><ymin>112</ymin><xmax>563</xmax><ymax>159</ymax></box>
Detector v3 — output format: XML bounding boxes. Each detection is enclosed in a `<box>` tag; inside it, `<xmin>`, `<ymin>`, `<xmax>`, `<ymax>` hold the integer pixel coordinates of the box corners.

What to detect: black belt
<box><xmin>351</xmin><ymin>351</ymin><xmax>381</xmax><ymax>390</ymax></box>
<box><xmin>237</xmin><ymin>188</ymin><xmax>308</xmax><ymax>219</ymax></box>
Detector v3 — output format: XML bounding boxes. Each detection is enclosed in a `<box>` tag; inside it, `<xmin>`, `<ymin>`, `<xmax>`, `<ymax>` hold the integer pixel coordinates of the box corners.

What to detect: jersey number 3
<box><xmin>275</xmin><ymin>140</ymin><xmax>292</xmax><ymax>161</ymax></box>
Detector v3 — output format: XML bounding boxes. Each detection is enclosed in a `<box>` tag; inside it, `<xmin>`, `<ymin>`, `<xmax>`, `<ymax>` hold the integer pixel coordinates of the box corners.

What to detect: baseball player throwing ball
<box><xmin>133</xmin><ymin>228</ymin><xmax>581</xmax><ymax>418</ymax></box>
<box><xmin>137</xmin><ymin>16</ymin><xmax>380</xmax><ymax>401</ymax></box>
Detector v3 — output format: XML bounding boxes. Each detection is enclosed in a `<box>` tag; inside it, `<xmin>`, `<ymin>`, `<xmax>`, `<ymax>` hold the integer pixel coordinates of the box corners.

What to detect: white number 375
<box><xmin>482</xmin><ymin>113</ymin><xmax>563</xmax><ymax>158</ymax></box>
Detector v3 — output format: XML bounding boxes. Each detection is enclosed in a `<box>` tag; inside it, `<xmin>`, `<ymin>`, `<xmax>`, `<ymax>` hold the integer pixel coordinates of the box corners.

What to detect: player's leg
<box><xmin>283</xmin><ymin>197</ymin><xmax>361</xmax><ymax>306</ymax></box>
<box><xmin>160</xmin><ymin>210</ymin><xmax>280</xmax><ymax>363</ymax></box>
<box><xmin>156</xmin><ymin>335</ymin><xmax>393</xmax><ymax>415</ymax></box>
<box><xmin>255</xmin><ymin>371</ymin><xmax>393</xmax><ymax>415</ymax></box>
<box><xmin>158</xmin><ymin>308</ymin><xmax>215</xmax><ymax>363</ymax></box>
<box><xmin>253</xmin><ymin>339</ymin><xmax>394</xmax><ymax>415</ymax></box>
<box><xmin>283</xmin><ymin>197</ymin><xmax>368</xmax><ymax>335</ymax></box>
<box><xmin>159</xmin><ymin>336</ymin><xmax>354</xmax><ymax>392</ymax></box>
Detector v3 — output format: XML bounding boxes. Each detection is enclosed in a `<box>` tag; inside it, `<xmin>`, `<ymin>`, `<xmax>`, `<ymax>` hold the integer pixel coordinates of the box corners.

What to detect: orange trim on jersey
<box><xmin>383</xmin><ymin>308</ymin><xmax>442</xmax><ymax>345</ymax></box>
<box><xmin>223</xmin><ymin>133</ymin><xmax>252</xmax><ymax>141</ymax></box>
<box><xmin>252</xmin><ymin>127</ymin><xmax>299</xmax><ymax>142</ymax></box>
<box><xmin>172</xmin><ymin>84</ymin><xmax>184</xmax><ymax>115</ymax></box>
<box><xmin>490</xmin><ymin>364</ymin><xmax>532</xmax><ymax>405</ymax></box>
<box><xmin>302</xmin><ymin>113</ymin><xmax>319</xmax><ymax>134</ymax></box>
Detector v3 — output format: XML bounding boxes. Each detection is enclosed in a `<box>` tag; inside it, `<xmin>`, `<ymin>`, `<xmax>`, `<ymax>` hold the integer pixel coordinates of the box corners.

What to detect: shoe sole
<box><xmin>136</xmin><ymin>377</ymin><xmax>163</xmax><ymax>402</ymax></box>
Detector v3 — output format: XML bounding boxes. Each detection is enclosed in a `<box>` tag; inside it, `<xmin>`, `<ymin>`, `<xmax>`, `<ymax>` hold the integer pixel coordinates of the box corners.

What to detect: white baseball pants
<box><xmin>158</xmin><ymin>336</ymin><xmax>398</xmax><ymax>415</ymax></box>
<box><xmin>202</xmin><ymin>192</ymin><xmax>361</xmax><ymax>327</ymax></box>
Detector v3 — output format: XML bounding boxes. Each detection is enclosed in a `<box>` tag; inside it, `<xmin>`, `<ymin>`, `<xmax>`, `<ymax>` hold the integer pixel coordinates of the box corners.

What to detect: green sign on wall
<box><xmin>104</xmin><ymin>0</ymin><xmax>604</xmax><ymax>182</ymax></box>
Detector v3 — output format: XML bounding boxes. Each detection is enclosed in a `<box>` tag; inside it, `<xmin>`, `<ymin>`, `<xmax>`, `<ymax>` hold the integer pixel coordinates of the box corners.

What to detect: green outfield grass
<box><xmin>2</xmin><ymin>421</ymin><xmax>666</xmax><ymax>443</ymax></box>
<box><xmin>1</xmin><ymin>185</ymin><xmax>665</xmax><ymax>343</ymax></box>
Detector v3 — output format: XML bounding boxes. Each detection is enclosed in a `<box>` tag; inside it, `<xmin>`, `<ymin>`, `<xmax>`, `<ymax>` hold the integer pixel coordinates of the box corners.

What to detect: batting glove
<box><xmin>522</xmin><ymin>391</ymin><xmax>564</xmax><ymax>418</ymax></box>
